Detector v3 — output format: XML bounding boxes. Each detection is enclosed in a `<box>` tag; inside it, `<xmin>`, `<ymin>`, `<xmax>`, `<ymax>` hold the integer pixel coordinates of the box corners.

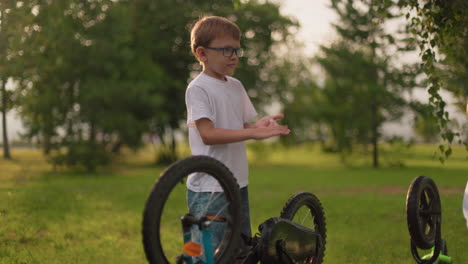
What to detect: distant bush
<box><xmin>49</xmin><ymin>142</ymin><xmax>111</xmax><ymax>172</ymax></box>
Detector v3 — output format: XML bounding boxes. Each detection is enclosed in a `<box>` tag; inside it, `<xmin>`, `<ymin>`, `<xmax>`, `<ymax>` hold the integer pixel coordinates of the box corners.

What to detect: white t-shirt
<box><xmin>464</xmin><ymin>181</ymin><xmax>468</xmax><ymax>228</ymax></box>
<box><xmin>185</xmin><ymin>73</ymin><xmax>257</xmax><ymax>192</ymax></box>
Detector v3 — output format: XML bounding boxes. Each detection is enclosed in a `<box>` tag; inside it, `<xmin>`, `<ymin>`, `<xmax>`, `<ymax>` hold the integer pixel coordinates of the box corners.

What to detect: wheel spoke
<box><xmin>299</xmin><ymin>208</ymin><xmax>312</xmax><ymax>226</ymax></box>
<box><xmin>427</xmin><ymin>195</ymin><xmax>435</xmax><ymax>211</ymax></box>
<box><xmin>421</xmin><ymin>190</ymin><xmax>429</xmax><ymax>209</ymax></box>
<box><xmin>426</xmin><ymin>216</ymin><xmax>433</xmax><ymax>229</ymax></box>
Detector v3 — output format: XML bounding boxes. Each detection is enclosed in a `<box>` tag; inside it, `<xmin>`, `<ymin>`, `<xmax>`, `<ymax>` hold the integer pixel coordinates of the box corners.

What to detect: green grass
<box><xmin>0</xmin><ymin>144</ymin><xmax>467</xmax><ymax>264</ymax></box>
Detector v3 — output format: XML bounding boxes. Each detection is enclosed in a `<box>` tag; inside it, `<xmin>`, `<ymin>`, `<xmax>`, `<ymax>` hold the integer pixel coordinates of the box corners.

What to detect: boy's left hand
<box><xmin>255</xmin><ymin>114</ymin><xmax>285</xmax><ymax>128</ymax></box>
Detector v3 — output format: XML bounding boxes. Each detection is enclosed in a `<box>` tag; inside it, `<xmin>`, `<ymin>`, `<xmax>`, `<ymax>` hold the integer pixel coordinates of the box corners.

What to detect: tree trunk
<box><xmin>1</xmin><ymin>78</ymin><xmax>11</xmax><ymax>159</ymax></box>
<box><xmin>370</xmin><ymin>39</ymin><xmax>379</xmax><ymax>168</ymax></box>
<box><xmin>371</xmin><ymin>101</ymin><xmax>379</xmax><ymax>168</ymax></box>
<box><xmin>42</xmin><ymin>124</ymin><xmax>52</xmax><ymax>155</ymax></box>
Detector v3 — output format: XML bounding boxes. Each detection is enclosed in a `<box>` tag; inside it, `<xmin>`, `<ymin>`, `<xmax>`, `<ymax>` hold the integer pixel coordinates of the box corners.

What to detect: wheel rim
<box><xmin>280</xmin><ymin>193</ymin><xmax>326</xmax><ymax>264</ymax></box>
<box><xmin>143</xmin><ymin>157</ymin><xmax>241</xmax><ymax>264</ymax></box>
<box><xmin>291</xmin><ymin>205</ymin><xmax>320</xmax><ymax>264</ymax></box>
<box><xmin>159</xmin><ymin>175</ymin><xmax>236</xmax><ymax>263</ymax></box>
<box><xmin>416</xmin><ymin>185</ymin><xmax>439</xmax><ymax>242</ymax></box>
<box><xmin>406</xmin><ymin>176</ymin><xmax>441</xmax><ymax>250</ymax></box>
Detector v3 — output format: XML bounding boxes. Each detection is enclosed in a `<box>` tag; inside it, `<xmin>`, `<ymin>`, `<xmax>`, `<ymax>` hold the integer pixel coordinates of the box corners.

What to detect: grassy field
<box><xmin>0</xmin><ymin>144</ymin><xmax>467</xmax><ymax>264</ymax></box>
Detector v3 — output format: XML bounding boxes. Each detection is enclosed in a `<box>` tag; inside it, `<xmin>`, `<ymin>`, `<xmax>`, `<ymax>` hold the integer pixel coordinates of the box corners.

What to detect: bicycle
<box><xmin>142</xmin><ymin>155</ymin><xmax>326</xmax><ymax>264</ymax></box>
<box><xmin>142</xmin><ymin>156</ymin><xmax>453</xmax><ymax>264</ymax></box>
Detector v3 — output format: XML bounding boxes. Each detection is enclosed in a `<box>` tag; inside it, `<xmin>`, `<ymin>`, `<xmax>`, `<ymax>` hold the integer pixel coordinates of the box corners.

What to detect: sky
<box><xmin>277</xmin><ymin>0</ymin><xmax>337</xmax><ymax>56</ymax></box>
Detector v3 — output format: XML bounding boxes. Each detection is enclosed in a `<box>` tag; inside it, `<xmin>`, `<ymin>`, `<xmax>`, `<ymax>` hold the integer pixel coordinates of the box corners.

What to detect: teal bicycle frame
<box><xmin>180</xmin><ymin>214</ymin><xmax>215</xmax><ymax>264</ymax></box>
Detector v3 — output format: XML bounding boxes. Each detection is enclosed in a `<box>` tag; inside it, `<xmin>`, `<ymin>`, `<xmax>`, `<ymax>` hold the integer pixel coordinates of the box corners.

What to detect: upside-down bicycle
<box><xmin>142</xmin><ymin>156</ymin><xmax>452</xmax><ymax>264</ymax></box>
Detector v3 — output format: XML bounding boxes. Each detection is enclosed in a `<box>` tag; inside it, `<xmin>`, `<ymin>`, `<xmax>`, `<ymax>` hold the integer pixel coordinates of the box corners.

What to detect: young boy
<box><xmin>185</xmin><ymin>16</ymin><xmax>290</xmax><ymax>261</ymax></box>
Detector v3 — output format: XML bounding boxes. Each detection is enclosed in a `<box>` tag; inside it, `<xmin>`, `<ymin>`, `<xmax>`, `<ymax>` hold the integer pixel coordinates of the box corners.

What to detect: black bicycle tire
<box><xmin>142</xmin><ymin>156</ymin><xmax>242</xmax><ymax>264</ymax></box>
<box><xmin>280</xmin><ymin>192</ymin><xmax>327</xmax><ymax>264</ymax></box>
<box><xmin>406</xmin><ymin>176</ymin><xmax>441</xmax><ymax>250</ymax></box>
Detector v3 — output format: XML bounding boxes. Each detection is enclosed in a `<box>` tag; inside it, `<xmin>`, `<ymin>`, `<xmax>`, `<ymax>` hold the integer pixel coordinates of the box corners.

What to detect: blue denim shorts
<box><xmin>187</xmin><ymin>186</ymin><xmax>251</xmax><ymax>255</ymax></box>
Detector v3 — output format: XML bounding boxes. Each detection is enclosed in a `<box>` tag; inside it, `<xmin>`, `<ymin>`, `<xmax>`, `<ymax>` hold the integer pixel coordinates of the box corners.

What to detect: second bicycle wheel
<box><xmin>142</xmin><ymin>156</ymin><xmax>242</xmax><ymax>264</ymax></box>
<box><xmin>280</xmin><ymin>192</ymin><xmax>326</xmax><ymax>264</ymax></box>
<box><xmin>406</xmin><ymin>176</ymin><xmax>441</xmax><ymax>250</ymax></box>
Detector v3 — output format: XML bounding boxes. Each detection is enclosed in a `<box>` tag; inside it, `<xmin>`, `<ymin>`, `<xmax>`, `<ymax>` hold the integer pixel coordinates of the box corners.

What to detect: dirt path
<box><xmin>316</xmin><ymin>185</ymin><xmax>465</xmax><ymax>195</ymax></box>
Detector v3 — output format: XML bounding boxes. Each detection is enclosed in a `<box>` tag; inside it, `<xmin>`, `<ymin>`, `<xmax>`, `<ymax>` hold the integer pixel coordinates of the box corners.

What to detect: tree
<box><xmin>405</xmin><ymin>0</ymin><xmax>468</xmax><ymax>159</ymax></box>
<box><xmin>122</xmin><ymin>0</ymin><xmax>298</xmax><ymax>164</ymax></box>
<box><xmin>1</xmin><ymin>78</ymin><xmax>11</xmax><ymax>159</ymax></box>
<box><xmin>275</xmin><ymin>57</ymin><xmax>323</xmax><ymax>146</ymax></box>
<box><xmin>0</xmin><ymin>1</ymin><xmax>32</xmax><ymax>159</ymax></box>
<box><xmin>15</xmin><ymin>0</ymin><xmax>165</xmax><ymax>170</ymax></box>
<box><xmin>0</xmin><ymin>1</ymin><xmax>16</xmax><ymax>159</ymax></box>
<box><xmin>412</xmin><ymin>102</ymin><xmax>439</xmax><ymax>143</ymax></box>
<box><xmin>309</xmin><ymin>0</ymin><xmax>418</xmax><ymax>167</ymax></box>
<box><xmin>13</xmin><ymin>0</ymin><xmax>298</xmax><ymax>169</ymax></box>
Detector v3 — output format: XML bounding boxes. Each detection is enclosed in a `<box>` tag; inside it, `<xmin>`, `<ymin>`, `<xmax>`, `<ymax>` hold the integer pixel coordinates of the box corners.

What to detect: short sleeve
<box><xmin>186</xmin><ymin>85</ymin><xmax>215</xmax><ymax>124</ymax></box>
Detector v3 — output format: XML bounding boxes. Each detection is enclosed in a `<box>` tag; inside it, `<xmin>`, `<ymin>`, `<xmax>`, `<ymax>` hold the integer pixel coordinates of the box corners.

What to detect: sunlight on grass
<box><xmin>0</xmin><ymin>148</ymin><xmax>52</xmax><ymax>188</ymax></box>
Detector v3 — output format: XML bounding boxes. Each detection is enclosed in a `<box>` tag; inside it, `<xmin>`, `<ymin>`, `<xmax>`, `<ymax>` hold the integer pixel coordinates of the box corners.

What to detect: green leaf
<box><xmin>439</xmin><ymin>144</ymin><xmax>445</xmax><ymax>153</ymax></box>
<box><xmin>445</xmin><ymin>147</ymin><xmax>452</xmax><ymax>158</ymax></box>
<box><xmin>233</xmin><ymin>0</ymin><xmax>241</xmax><ymax>9</ymax></box>
<box><xmin>438</xmin><ymin>156</ymin><xmax>445</xmax><ymax>164</ymax></box>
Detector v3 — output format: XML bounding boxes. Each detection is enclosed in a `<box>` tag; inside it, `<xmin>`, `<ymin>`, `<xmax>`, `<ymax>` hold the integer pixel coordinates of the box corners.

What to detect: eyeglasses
<box><xmin>204</xmin><ymin>47</ymin><xmax>244</xmax><ymax>58</ymax></box>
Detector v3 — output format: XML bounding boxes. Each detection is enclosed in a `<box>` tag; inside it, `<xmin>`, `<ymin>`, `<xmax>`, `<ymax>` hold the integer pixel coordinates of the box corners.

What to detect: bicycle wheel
<box><xmin>280</xmin><ymin>192</ymin><xmax>326</xmax><ymax>264</ymax></box>
<box><xmin>142</xmin><ymin>156</ymin><xmax>242</xmax><ymax>264</ymax></box>
<box><xmin>406</xmin><ymin>176</ymin><xmax>441</xmax><ymax>250</ymax></box>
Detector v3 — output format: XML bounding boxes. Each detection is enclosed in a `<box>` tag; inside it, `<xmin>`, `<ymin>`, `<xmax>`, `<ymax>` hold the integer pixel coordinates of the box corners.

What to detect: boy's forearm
<box><xmin>244</xmin><ymin>122</ymin><xmax>256</xmax><ymax>129</ymax></box>
<box><xmin>200</xmin><ymin>126</ymin><xmax>290</xmax><ymax>145</ymax></box>
<box><xmin>200</xmin><ymin>127</ymin><xmax>255</xmax><ymax>145</ymax></box>
<box><xmin>196</xmin><ymin>118</ymin><xmax>289</xmax><ymax>145</ymax></box>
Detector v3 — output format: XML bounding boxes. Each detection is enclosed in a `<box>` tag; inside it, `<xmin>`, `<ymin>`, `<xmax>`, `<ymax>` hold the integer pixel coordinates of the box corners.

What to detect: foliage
<box><xmin>404</xmin><ymin>0</ymin><xmax>468</xmax><ymax>159</ymax></box>
<box><xmin>0</xmin><ymin>0</ymin><xmax>31</xmax><ymax>159</ymax></box>
<box><xmin>11</xmin><ymin>1</ymin><xmax>165</xmax><ymax>170</ymax></box>
<box><xmin>4</xmin><ymin>0</ymin><xmax>297</xmax><ymax>170</ymax></box>
<box><xmin>49</xmin><ymin>141</ymin><xmax>111</xmax><ymax>172</ymax></box>
<box><xmin>278</xmin><ymin>57</ymin><xmax>323</xmax><ymax>146</ymax></box>
<box><xmin>411</xmin><ymin>102</ymin><xmax>439</xmax><ymax>143</ymax></box>
<box><xmin>287</xmin><ymin>0</ymin><xmax>419</xmax><ymax>167</ymax></box>
<box><xmin>230</xmin><ymin>1</ymin><xmax>299</xmax><ymax>108</ymax></box>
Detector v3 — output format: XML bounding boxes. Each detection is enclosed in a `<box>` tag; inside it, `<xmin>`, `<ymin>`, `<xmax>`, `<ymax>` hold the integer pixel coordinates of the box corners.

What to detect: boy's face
<box><xmin>197</xmin><ymin>35</ymin><xmax>241</xmax><ymax>81</ymax></box>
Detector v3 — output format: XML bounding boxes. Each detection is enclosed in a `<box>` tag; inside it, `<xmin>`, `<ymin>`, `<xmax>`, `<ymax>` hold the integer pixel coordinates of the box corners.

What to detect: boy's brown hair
<box><xmin>190</xmin><ymin>16</ymin><xmax>241</xmax><ymax>58</ymax></box>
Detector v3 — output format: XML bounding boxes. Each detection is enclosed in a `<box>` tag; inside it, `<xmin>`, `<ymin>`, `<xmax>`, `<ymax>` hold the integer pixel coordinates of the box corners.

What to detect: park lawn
<box><xmin>0</xmin><ymin>144</ymin><xmax>467</xmax><ymax>264</ymax></box>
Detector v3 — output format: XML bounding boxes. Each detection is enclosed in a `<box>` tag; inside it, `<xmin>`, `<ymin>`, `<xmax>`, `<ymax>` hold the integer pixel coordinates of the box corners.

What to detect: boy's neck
<box><xmin>202</xmin><ymin>69</ymin><xmax>227</xmax><ymax>82</ymax></box>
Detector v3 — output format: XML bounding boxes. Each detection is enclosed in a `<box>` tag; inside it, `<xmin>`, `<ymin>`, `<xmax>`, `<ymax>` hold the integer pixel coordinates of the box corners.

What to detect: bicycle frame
<box><xmin>143</xmin><ymin>160</ymin><xmax>455</xmax><ymax>264</ymax></box>
<box><xmin>177</xmin><ymin>216</ymin><xmax>453</xmax><ymax>264</ymax></box>
<box><xmin>180</xmin><ymin>214</ymin><xmax>216</xmax><ymax>264</ymax></box>
<box><xmin>409</xmin><ymin>219</ymin><xmax>452</xmax><ymax>264</ymax></box>
<box><xmin>421</xmin><ymin>249</ymin><xmax>452</xmax><ymax>264</ymax></box>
